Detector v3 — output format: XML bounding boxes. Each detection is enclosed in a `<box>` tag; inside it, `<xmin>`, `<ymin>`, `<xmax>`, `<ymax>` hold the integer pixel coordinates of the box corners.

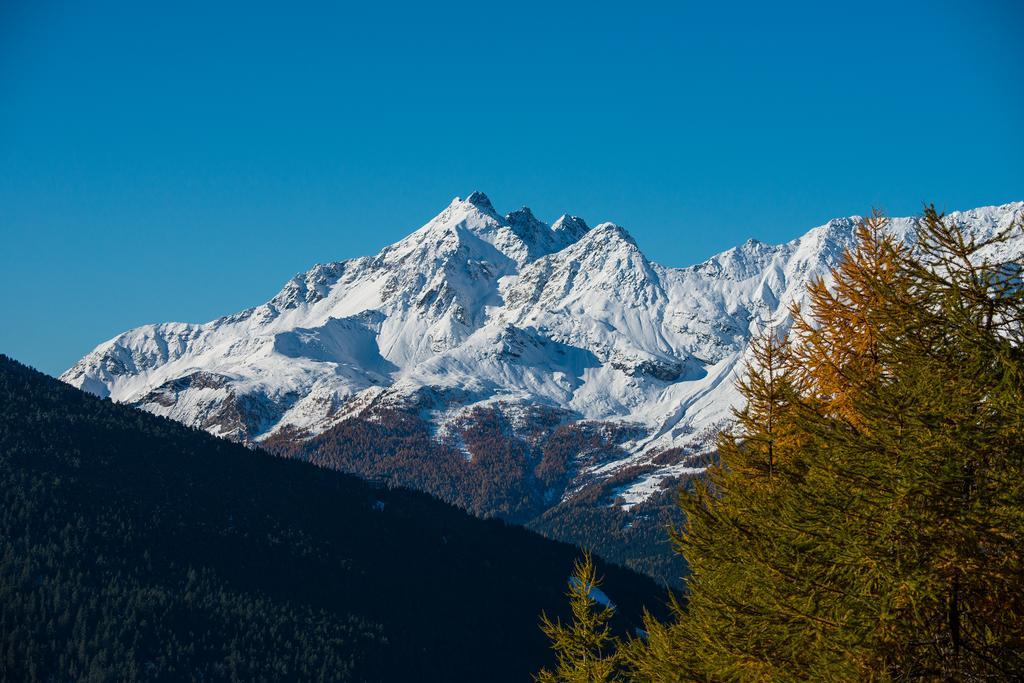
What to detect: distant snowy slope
<box><xmin>63</xmin><ymin>196</ymin><xmax>1024</xmax><ymax>509</ymax></box>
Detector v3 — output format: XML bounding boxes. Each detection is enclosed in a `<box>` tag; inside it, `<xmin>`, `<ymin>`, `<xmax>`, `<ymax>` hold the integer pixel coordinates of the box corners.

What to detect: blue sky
<box><xmin>2</xmin><ymin>0</ymin><xmax>1022</xmax><ymax>376</ymax></box>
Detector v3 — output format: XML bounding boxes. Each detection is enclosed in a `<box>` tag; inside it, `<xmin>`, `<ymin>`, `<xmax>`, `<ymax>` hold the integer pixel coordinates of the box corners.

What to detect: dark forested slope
<box><xmin>0</xmin><ymin>355</ymin><xmax>667</xmax><ymax>682</ymax></box>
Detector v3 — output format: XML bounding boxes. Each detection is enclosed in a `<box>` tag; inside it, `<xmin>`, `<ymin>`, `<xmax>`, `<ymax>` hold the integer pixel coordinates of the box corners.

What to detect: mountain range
<box><xmin>61</xmin><ymin>194</ymin><xmax>1024</xmax><ymax>582</ymax></box>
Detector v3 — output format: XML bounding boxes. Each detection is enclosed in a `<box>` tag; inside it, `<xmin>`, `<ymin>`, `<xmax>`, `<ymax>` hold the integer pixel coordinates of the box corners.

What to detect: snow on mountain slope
<box><xmin>62</xmin><ymin>196</ymin><xmax>1024</xmax><ymax>505</ymax></box>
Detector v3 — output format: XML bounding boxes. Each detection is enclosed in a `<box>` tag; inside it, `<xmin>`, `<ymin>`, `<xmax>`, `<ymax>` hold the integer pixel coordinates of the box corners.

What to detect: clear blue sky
<box><xmin>2</xmin><ymin>0</ymin><xmax>1022</xmax><ymax>376</ymax></box>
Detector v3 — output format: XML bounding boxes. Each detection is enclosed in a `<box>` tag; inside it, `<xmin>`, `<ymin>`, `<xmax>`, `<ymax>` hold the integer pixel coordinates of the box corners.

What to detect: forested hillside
<box><xmin>0</xmin><ymin>355</ymin><xmax>667</xmax><ymax>682</ymax></box>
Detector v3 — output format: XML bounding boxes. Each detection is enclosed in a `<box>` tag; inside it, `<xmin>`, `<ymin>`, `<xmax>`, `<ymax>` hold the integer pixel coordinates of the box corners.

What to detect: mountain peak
<box><xmin>587</xmin><ymin>222</ymin><xmax>638</xmax><ymax>248</ymax></box>
<box><xmin>506</xmin><ymin>206</ymin><xmax>537</xmax><ymax>223</ymax></box>
<box><xmin>464</xmin><ymin>191</ymin><xmax>496</xmax><ymax>214</ymax></box>
<box><xmin>552</xmin><ymin>214</ymin><xmax>590</xmax><ymax>241</ymax></box>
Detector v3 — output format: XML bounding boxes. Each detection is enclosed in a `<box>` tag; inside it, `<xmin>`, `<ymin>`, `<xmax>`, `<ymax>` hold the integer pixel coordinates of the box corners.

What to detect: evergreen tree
<box><xmin>538</xmin><ymin>553</ymin><xmax>622</xmax><ymax>682</ymax></box>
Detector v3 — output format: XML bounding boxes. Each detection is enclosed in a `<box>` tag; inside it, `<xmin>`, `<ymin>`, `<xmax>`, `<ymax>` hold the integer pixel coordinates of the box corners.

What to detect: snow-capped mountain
<box><xmin>63</xmin><ymin>195</ymin><xmax>1024</xmax><ymax>512</ymax></box>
